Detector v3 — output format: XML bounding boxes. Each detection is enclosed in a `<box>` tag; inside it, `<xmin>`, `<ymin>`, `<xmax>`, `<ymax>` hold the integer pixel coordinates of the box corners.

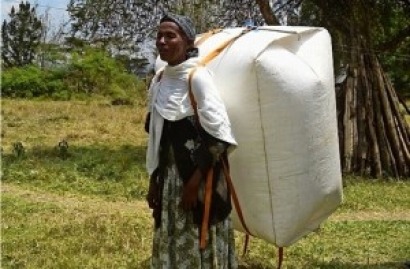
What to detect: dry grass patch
<box><xmin>1</xmin><ymin>99</ymin><xmax>147</xmax><ymax>150</ymax></box>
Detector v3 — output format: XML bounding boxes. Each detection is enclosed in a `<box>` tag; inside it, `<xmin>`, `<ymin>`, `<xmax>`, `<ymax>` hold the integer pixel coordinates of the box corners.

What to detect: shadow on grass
<box><xmin>133</xmin><ymin>258</ymin><xmax>408</xmax><ymax>269</ymax></box>
<box><xmin>2</xmin><ymin>143</ymin><xmax>147</xmax><ymax>164</ymax></box>
<box><xmin>311</xmin><ymin>261</ymin><xmax>406</xmax><ymax>269</ymax></box>
<box><xmin>238</xmin><ymin>261</ymin><xmax>407</xmax><ymax>269</ymax></box>
<box><xmin>137</xmin><ymin>257</ymin><xmax>150</xmax><ymax>269</ymax></box>
<box><xmin>2</xmin><ymin>144</ymin><xmax>149</xmax><ymax>199</ymax></box>
<box><xmin>2</xmin><ymin>144</ymin><xmax>148</xmax><ymax>179</ymax></box>
<box><xmin>120</xmin><ymin>254</ymin><xmax>409</xmax><ymax>269</ymax></box>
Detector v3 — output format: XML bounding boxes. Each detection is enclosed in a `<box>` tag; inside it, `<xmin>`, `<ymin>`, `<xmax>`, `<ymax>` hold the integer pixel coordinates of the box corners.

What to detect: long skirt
<box><xmin>150</xmin><ymin>163</ymin><xmax>237</xmax><ymax>269</ymax></box>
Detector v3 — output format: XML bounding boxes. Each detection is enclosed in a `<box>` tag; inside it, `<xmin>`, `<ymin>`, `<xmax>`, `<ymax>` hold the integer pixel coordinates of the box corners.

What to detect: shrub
<box><xmin>2</xmin><ymin>65</ymin><xmax>46</xmax><ymax>97</ymax></box>
<box><xmin>1</xmin><ymin>65</ymin><xmax>69</xmax><ymax>98</ymax></box>
<box><xmin>1</xmin><ymin>47</ymin><xmax>147</xmax><ymax>104</ymax></box>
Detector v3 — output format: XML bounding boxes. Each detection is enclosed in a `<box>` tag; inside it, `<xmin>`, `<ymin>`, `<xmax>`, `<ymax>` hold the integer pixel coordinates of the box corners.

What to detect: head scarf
<box><xmin>160</xmin><ymin>13</ymin><xmax>196</xmax><ymax>42</ymax></box>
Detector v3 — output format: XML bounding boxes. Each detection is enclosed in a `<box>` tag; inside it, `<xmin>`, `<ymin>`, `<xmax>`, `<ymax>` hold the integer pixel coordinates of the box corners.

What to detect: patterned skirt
<box><xmin>150</xmin><ymin>163</ymin><xmax>237</xmax><ymax>269</ymax></box>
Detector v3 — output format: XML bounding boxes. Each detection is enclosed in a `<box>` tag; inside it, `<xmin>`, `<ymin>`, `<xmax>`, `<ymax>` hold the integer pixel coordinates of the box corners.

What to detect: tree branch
<box><xmin>377</xmin><ymin>24</ymin><xmax>410</xmax><ymax>52</ymax></box>
<box><xmin>255</xmin><ymin>0</ymin><xmax>280</xmax><ymax>25</ymax></box>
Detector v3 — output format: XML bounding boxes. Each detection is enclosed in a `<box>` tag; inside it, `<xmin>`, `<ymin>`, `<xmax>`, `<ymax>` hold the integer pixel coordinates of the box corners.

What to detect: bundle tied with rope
<box><xmin>156</xmin><ymin>26</ymin><xmax>343</xmax><ymax>269</ymax></box>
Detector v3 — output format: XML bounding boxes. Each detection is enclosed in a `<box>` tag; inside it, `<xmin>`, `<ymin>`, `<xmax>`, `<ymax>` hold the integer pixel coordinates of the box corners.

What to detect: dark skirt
<box><xmin>150</xmin><ymin>162</ymin><xmax>237</xmax><ymax>269</ymax></box>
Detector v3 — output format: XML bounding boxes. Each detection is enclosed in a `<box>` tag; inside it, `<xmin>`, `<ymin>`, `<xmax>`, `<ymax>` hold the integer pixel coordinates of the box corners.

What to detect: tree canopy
<box><xmin>1</xmin><ymin>1</ymin><xmax>43</xmax><ymax>68</ymax></box>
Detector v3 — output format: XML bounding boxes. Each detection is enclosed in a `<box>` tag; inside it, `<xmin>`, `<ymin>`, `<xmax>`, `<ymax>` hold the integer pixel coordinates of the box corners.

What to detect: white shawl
<box><xmin>146</xmin><ymin>58</ymin><xmax>237</xmax><ymax>175</ymax></box>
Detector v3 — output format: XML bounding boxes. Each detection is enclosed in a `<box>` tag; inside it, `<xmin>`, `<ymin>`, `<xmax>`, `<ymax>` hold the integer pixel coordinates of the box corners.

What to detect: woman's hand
<box><xmin>181</xmin><ymin>168</ymin><xmax>202</xmax><ymax>211</ymax></box>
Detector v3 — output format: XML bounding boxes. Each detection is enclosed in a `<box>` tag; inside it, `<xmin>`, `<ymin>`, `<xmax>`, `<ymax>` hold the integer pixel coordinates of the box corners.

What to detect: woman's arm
<box><xmin>190</xmin><ymin>67</ymin><xmax>237</xmax><ymax>147</ymax></box>
<box><xmin>181</xmin><ymin>67</ymin><xmax>236</xmax><ymax>211</ymax></box>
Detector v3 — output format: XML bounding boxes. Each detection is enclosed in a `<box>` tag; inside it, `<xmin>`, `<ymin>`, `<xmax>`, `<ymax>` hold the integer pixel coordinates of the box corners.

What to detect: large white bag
<box><xmin>157</xmin><ymin>26</ymin><xmax>343</xmax><ymax>247</ymax></box>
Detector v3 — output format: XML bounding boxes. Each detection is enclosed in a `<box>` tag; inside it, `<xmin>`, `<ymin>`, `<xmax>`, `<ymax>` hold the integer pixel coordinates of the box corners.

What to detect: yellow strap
<box><xmin>194</xmin><ymin>29</ymin><xmax>222</xmax><ymax>47</ymax></box>
<box><xmin>199</xmin><ymin>29</ymin><xmax>252</xmax><ymax>65</ymax></box>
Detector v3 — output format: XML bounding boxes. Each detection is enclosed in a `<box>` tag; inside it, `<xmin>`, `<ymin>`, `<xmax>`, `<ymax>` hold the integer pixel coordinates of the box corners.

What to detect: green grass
<box><xmin>1</xmin><ymin>99</ymin><xmax>149</xmax><ymax>200</ymax></box>
<box><xmin>1</xmin><ymin>99</ymin><xmax>410</xmax><ymax>268</ymax></box>
<box><xmin>2</xmin><ymin>183</ymin><xmax>409</xmax><ymax>269</ymax></box>
<box><xmin>2</xmin><ymin>144</ymin><xmax>147</xmax><ymax>200</ymax></box>
<box><xmin>2</xmin><ymin>193</ymin><xmax>151</xmax><ymax>269</ymax></box>
<box><xmin>340</xmin><ymin>177</ymin><xmax>410</xmax><ymax>213</ymax></box>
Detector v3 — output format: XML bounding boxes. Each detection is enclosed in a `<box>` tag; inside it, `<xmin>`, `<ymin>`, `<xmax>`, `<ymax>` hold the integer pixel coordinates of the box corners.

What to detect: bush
<box><xmin>1</xmin><ymin>47</ymin><xmax>147</xmax><ymax>103</ymax></box>
<box><xmin>1</xmin><ymin>65</ymin><xmax>69</xmax><ymax>98</ymax></box>
<box><xmin>2</xmin><ymin>66</ymin><xmax>46</xmax><ymax>97</ymax></box>
<box><xmin>62</xmin><ymin>48</ymin><xmax>147</xmax><ymax>103</ymax></box>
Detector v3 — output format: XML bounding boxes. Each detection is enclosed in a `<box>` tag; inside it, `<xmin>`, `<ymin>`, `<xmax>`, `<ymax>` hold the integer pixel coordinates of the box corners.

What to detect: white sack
<box><xmin>156</xmin><ymin>26</ymin><xmax>343</xmax><ymax>247</ymax></box>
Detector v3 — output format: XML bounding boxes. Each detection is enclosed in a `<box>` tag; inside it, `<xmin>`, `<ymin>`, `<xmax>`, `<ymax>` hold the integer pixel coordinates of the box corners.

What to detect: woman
<box><xmin>145</xmin><ymin>13</ymin><xmax>238</xmax><ymax>268</ymax></box>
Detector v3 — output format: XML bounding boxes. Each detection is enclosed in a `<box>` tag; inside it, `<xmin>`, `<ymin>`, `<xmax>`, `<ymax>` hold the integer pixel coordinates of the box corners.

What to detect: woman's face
<box><xmin>156</xmin><ymin>21</ymin><xmax>190</xmax><ymax>66</ymax></box>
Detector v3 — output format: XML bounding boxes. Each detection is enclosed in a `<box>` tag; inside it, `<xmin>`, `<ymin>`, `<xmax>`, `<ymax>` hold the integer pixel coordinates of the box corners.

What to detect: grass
<box><xmin>1</xmin><ymin>99</ymin><xmax>148</xmax><ymax>200</ymax></box>
<box><xmin>2</xmin><ymin>189</ymin><xmax>151</xmax><ymax>269</ymax></box>
<box><xmin>1</xmin><ymin>99</ymin><xmax>410</xmax><ymax>269</ymax></box>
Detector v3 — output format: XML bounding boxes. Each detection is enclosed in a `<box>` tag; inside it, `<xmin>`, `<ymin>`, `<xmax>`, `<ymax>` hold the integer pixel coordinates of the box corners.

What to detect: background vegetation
<box><xmin>2</xmin><ymin>1</ymin><xmax>409</xmax><ymax>97</ymax></box>
<box><xmin>2</xmin><ymin>1</ymin><xmax>409</xmax><ymax>177</ymax></box>
<box><xmin>1</xmin><ymin>48</ymin><xmax>146</xmax><ymax>103</ymax></box>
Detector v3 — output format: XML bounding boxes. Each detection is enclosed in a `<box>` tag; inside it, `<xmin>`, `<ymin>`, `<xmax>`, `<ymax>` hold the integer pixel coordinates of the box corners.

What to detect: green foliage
<box><xmin>369</xmin><ymin>1</ymin><xmax>410</xmax><ymax>97</ymax></box>
<box><xmin>1</xmin><ymin>65</ymin><xmax>67</xmax><ymax>98</ymax></box>
<box><xmin>65</xmin><ymin>48</ymin><xmax>136</xmax><ymax>96</ymax></box>
<box><xmin>0</xmin><ymin>47</ymin><xmax>146</xmax><ymax>101</ymax></box>
<box><xmin>1</xmin><ymin>1</ymin><xmax>43</xmax><ymax>68</ymax></box>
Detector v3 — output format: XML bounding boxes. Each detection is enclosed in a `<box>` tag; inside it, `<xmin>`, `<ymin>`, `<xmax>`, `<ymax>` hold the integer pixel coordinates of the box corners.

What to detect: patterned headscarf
<box><xmin>160</xmin><ymin>13</ymin><xmax>196</xmax><ymax>42</ymax></box>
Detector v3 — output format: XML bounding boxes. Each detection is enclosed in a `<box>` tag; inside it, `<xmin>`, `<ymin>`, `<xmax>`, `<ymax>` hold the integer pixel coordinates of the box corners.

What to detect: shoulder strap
<box><xmin>188</xmin><ymin>66</ymin><xmax>253</xmax><ymax>250</ymax></box>
<box><xmin>194</xmin><ymin>29</ymin><xmax>223</xmax><ymax>47</ymax></box>
<box><xmin>188</xmin><ymin>68</ymin><xmax>199</xmax><ymax>123</ymax></box>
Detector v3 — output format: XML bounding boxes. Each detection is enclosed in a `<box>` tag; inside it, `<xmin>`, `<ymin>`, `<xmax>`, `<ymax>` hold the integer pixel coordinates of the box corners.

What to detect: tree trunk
<box><xmin>255</xmin><ymin>0</ymin><xmax>280</xmax><ymax>25</ymax></box>
<box><xmin>337</xmin><ymin>35</ymin><xmax>410</xmax><ymax>178</ymax></box>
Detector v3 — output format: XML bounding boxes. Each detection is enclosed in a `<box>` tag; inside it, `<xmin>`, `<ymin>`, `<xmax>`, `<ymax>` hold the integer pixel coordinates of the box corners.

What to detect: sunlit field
<box><xmin>2</xmin><ymin>99</ymin><xmax>409</xmax><ymax>269</ymax></box>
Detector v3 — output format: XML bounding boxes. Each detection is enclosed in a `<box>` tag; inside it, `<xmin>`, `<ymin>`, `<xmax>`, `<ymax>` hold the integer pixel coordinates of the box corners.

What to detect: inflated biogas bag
<box><xmin>156</xmin><ymin>26</ymin><xmax>343</xmax><ymax>247</ymax></box>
